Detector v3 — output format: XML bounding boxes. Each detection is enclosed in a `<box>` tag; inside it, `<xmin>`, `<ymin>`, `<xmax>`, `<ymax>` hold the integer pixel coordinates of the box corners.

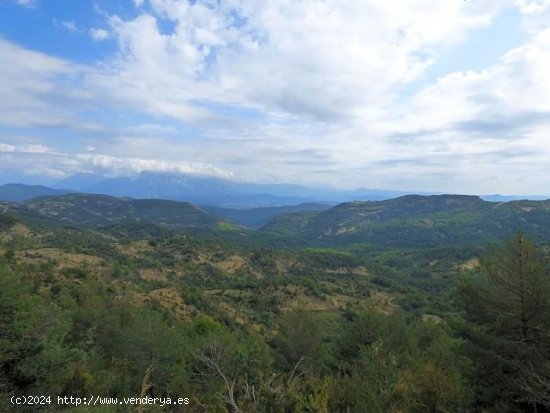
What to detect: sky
<box><xmin>0</xmin><ymin>0</ymin><xmax>549</xmax><ymax>194</ymax></box>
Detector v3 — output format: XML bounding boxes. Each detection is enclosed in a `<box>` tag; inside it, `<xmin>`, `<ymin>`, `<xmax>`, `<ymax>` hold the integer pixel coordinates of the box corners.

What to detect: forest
<box><xmin>1</xmin><ymin>194</ymin><xmax>550</xmax><ymax>412</ymax></box>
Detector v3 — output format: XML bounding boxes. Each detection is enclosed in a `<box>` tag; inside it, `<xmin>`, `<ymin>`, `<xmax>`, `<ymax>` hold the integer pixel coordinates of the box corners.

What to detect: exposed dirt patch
<box><xmin>117</xmin><ymin>240</ymin><xmax>153</xmax><ymax>256</ymax></box>
<box><xmin>325</xmin><ymin>265</ymin><xmax>369</xmax><ymax>276</ymax></box>
<box><xmin>369</xmin><ymin>291</ymin><xmax>397</xmax><ymax>314</ymax></box>
<box><xmin>148</xmin><ymin>287</ymin><xmax>192</xmax><ymax>320</ymax></box>
<box><xmin>138</xmin><ymin>268</ymin><xmax>167</xmax><ymax>282</ymax></box>
<box><xmin>17</xmin><ymin>248</ymin><xmax>103</xmax><ymax>268</ymax></box>
<box><xmin>213</xmin><ymin>254</ymin><xmax>247</xmax><ymax>274</ymax></box>
<box><xmin>277</xmin><ymin>287</ymin><xmax>370</xmax><ymax>313</ymax></box>
<box><xmin>1</xmin><ymin>223</ymin><xmax>34</xmax><ymax>242</ymax></box>
<box><xmin>335</xmin><ymin>226</ymin><xmax>356</xmax><ymax>235</ymax></box>
<box><xmin>458</xmin><ymin>258</ymin><xmax>479</xmax><ymax>270</ymax></box>
<box><xmin>10</xmin><ymin>223</ymin><xmax>33</xmax><ymax>238</ymax></box>
<box><xmin>216</xmin><ymin>302</ymin><xmax>251</xmax><ymax>326</ymax></box>
<box><xmin>274</xmin><ymin>257</ymin><xmax>294</xmax><ymax>274</ymax></box>
<box><xmin>422</xmin><ymin>314</ymin><xmax>444</xmax><ymax>324</ymax></box>
<box><xmin>352</xmin><ymin>266</ymin><xmax>370</xmax><ymax>276</ymax></box>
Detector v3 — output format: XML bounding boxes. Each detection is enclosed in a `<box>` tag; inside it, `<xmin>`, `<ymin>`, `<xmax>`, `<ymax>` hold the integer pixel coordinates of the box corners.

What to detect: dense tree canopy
<box><xmin>1</xmin><ymin>209</ymin><xmax>549</xmax><ymax>412</ymax></box>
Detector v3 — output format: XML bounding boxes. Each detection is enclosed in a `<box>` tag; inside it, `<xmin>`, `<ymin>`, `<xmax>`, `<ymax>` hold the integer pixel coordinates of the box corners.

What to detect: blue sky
<box><xmin>1</xmin><ymin>0</ymin><xmax>550</xmax><ymax>194</ymax></box>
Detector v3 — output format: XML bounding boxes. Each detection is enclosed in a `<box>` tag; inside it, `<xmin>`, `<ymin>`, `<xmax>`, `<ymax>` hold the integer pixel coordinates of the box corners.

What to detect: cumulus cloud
<box><xmin>356</xmin><ymin>22</ymin><xmax>550</xmax><ymax>193</ymax></box>
<box><xmin>0</xmin><ymin>140</ymin><xmax>232</xmax><ymax>179</ymax></box>
<box><xmin>386</xmin><ymin>25</ymin><xmax>550</xmax><ymax>146</ymax></box>
<box><xmin>515</xmin><ymin>0</ymin><xmax>550</xmax><ymax>32</ymax></box>
<box><xmin>74</xmin><ymin>153</ymin><xmax>232</xmax><ymax>177</ymax></box>
<box><xmin>2</xmin><ymin>1</ymin><xmax>550</xmax><ymax>193</ymax></box>
<box><xmin>89</xmin><ymin>0</ymin><xmax>504</xmax><ymax>123</ymax></box>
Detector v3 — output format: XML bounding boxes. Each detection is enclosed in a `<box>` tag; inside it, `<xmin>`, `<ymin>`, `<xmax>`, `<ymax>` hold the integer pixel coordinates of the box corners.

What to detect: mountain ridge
<box><xmin>3</xmin><ymin>192</ymin><xmax>550</xmax><ymax>251</ymax></box>
<box><xmin>261</xmin><ymin>194</ymin><xmax>550</xmax><ymax>248</ymax></box>
<box><xmin>3</xmin><ymin>176</ymin><xmax>549</xmax><ymax>207</ymax></box>
<box><xmin>2</xmin><ymin>193</ymin><xmax>226</xmax><ymax>231</ymax></box>
<box><xmin>0</xmin><ymin>183</ymin><xmax>72</xmax><ymax>202</ymax></box>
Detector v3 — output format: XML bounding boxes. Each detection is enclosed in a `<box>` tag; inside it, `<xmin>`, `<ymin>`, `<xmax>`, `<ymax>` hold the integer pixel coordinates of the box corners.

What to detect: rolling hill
<box><xmin>0</xmin><ymin>183</ymin><xmax>71</xmax><ymax>202</ymax></box>
<box><xmin>3</xmin><ymin>193</ymin><xmax>226</xmax><ymax>230</ymax></box>
<box><xmin>262</xmin><ymin>194</ymin><xmax>550</xmax><ymax>248</ymax></box>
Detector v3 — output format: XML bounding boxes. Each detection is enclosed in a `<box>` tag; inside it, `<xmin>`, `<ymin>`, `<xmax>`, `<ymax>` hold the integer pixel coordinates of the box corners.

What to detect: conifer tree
<box><xmin>457</xmin><ymin>232</ymin><xmax>550</xmax><ymax>411</ymax></box>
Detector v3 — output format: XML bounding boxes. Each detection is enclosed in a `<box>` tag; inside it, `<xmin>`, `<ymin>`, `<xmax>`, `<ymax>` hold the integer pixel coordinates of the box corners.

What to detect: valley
<box><xmin>1</xmin><ymin>192</ymin><xmax>549</xmax><ymax>411</ymax></box>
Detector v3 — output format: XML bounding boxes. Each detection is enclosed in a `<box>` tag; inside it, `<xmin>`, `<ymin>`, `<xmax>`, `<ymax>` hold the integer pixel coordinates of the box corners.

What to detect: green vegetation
<box><xmin>263</xmin><ymin>195</ymin><xmax>550</xmax><ymax>249</ymax></box>
<box><xmin>1</xmin><ymin>194</ymin><xmax>550</xmax><ymax>411</ymax></box>
<box><xmin>455</xmin><ymin>232</ymin><xmax>550</xmax><ymax>411</ymax></box>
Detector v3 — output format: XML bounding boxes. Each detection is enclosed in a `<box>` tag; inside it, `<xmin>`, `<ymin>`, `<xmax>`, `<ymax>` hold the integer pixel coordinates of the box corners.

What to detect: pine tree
<box><xmin>457</xmin><ymin>232</ymin><xmax>550</xmax><ymax>411</ymax></box>
<box><xmin>479</xmin><ymin>232</ymin><xmax>550</xmax><ymax>342</ymax></box>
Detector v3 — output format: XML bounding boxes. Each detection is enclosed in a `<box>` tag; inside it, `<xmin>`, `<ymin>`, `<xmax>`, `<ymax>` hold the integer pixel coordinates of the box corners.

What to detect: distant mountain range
<box><xmin>0</xmin><ymin>183</ymin><xmax>71</xmax><ymax>202</ymax></box>
<box><xmin>64</xmin><ymin>171</ymin><xmax>490</xmax><ymax>207</ymax></box>
<box><xmin>0</xmin><ymin>172</ymin><xmax>548</xmax><ymax>207</ymax></box>
<box><xmin>56</xmin><ymin>172</ymin><xmax>334</xmax><ymax>207</ymax></box>
<box><xmin>3</xmin><ymin>192</ymin><xmax>550</xmax><ymax>250</ymax></box>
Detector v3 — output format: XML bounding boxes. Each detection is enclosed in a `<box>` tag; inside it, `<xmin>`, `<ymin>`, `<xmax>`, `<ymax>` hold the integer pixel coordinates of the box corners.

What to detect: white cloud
<box><xmin>2</xmin><ymin>1</ymin><xmax>550</xmax><ymax>193</ymax></box>
<box><xmin>389</xmin><ymin>26</ymin><xmax>550</xmax><ymax>138</ymax></box>
<box><xmin>0</xmin><ymin>137</ymin><xmax>231</xmax><ymax>178</ymax></box>
<box><xmin>75</xmin><ymin>153</ymin><xmax>232</xmax><ymax>177</ymax></box>
<box><xmin>60</xmin><ymin>20</ymin><xmax>78</xmax><ymax>32</ymax></box>
<box><xmin>89</xmin><ymin>28</ymin><xmax>109</xmax><ymax>42</ymax></box>
<box><xmin>0</xmin><ymin>142</ymin><xmax>52</xmax><ymax>154</ymax></box>
<box><xmin>19</xmin><ymin>144</ymin><xmax>52</xmax><ymax>153</ymax></box>
<box><xmin>0</xmin><ymin>143</ymin><xmax>16</xmax><ymax>153</ymax></box>
<box><xmin>122</xmin><ymin>123</ymin><xmax>178</xmax><ymax>135</ymax></box>
<box><xmin>515</xmin><ymin>0</ymin><xmax>550</xmax><ymax>32</ymax></box>
<box><xmin>0</xmin><ymin>38</ymin><xmax>87</xmax><ymax>128</ymax></box>
<box><xmin>15</xmin><ymin>0</ymin><xmax>37</xmax><ymax>8</ymax></box>
<box><xmin>360</xmin><ymin>23</ymin><xmax>550</xmax><ymax>193</ymax></box>
<box><xmin>89</xmin><ymin>0</ymin><xmax>504</xmax><ymax>123</ymax></box>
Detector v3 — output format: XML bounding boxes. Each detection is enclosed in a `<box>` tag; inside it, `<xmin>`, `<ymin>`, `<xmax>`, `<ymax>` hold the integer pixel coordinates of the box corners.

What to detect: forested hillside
<box><xmin>1</xmin><ymin>194</ymin><xmax>549</xmax><ymax>412</ymax></box>
<box><xmin>263</xmin><ymin>195</ymin><xmax>550</xmax><ymax>248</ymax></box>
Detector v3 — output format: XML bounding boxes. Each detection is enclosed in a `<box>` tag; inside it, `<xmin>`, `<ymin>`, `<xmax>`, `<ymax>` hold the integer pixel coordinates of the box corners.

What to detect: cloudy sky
<box><xmin>0</xmin><ymin>0</ymin><xmax>549</xmax><ymax>194</ymax></box>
